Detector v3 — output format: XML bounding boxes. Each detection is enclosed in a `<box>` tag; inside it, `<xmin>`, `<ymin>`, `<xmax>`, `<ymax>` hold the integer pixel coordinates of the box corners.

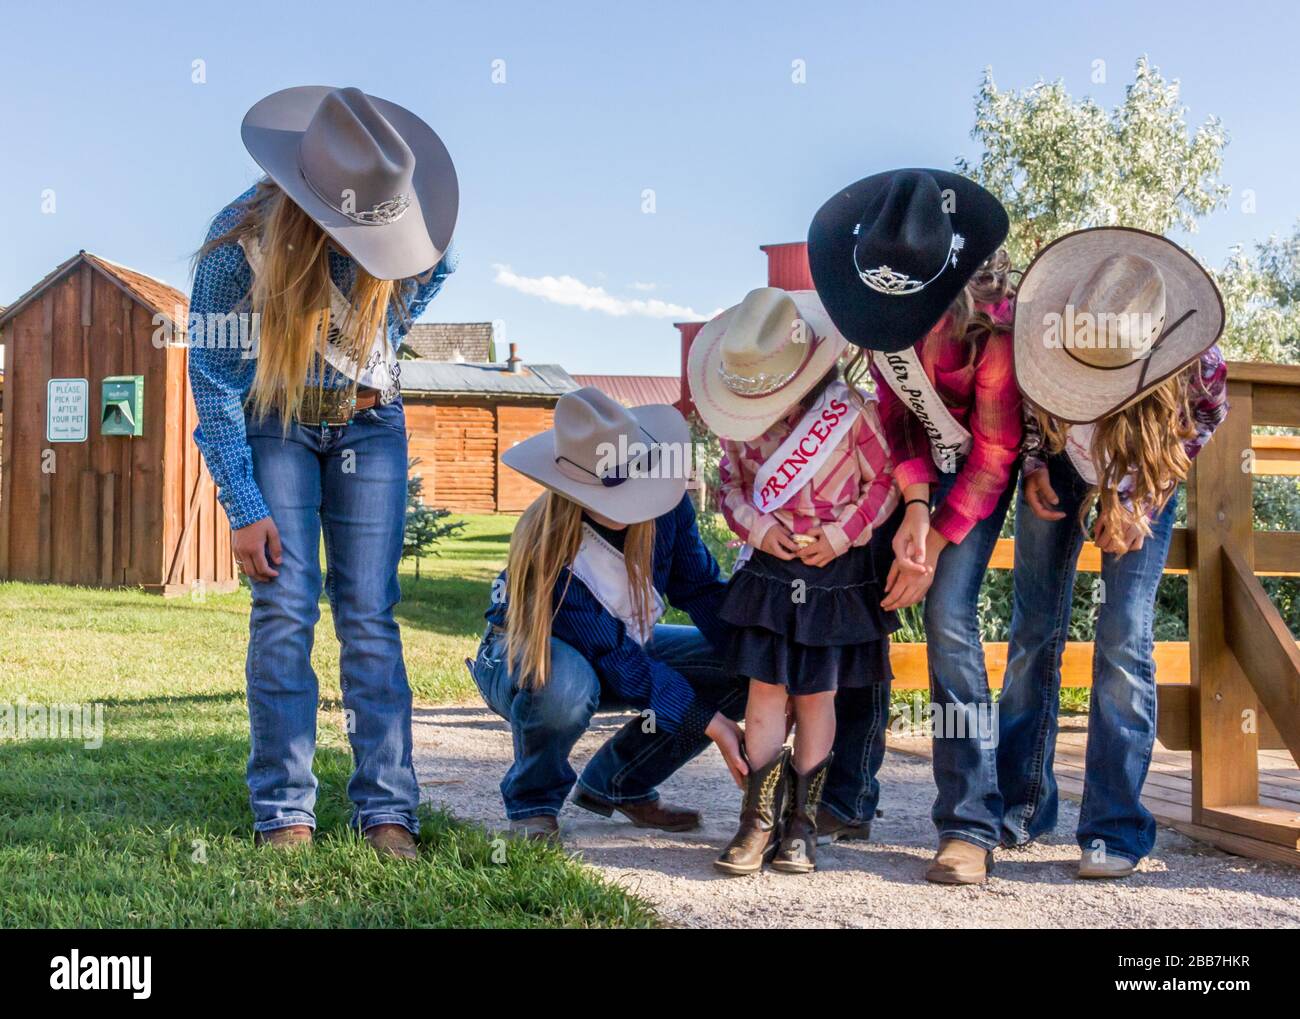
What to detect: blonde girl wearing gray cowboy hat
<box><xmin>188</xmin><ymin>86</ymin><xmax>458</xmax><ymax>858</ymax></box>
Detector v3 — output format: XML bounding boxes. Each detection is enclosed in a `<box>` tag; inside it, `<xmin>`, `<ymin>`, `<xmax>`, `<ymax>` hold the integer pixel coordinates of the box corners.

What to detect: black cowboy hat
<box><xmin>807</xmin><ymin>168</ymin><xmax>1009</xmax><ymax>353</ymax></box>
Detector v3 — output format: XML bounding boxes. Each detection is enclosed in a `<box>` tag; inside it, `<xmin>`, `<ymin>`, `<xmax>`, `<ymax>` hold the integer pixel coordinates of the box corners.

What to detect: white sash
<box><xmin>870</xmin><ymin>347</ymin><xmax>972</xmax><ymax>474</ymax></box>
<box><xmin>1064</xmin><ymin>423</ymin><xmax>1100</xmax><ymax>486</ymax></box>
<box><xmin>568</xmin><ymin>523</ymin><xmax>665</xmax><ymax>645</ymax></box>
<box><xmin>751</xmin><ymin>381</ymin><xmax>860</xmax><ymax>515</ymax></box>
<box><xmin>239</xmin><ymin>236</ymin><xmax>403</xmax><ymax>403</ymax></box>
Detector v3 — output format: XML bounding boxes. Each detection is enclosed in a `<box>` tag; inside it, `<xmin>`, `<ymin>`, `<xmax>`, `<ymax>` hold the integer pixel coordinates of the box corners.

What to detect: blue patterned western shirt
<box><xmin>187</xmin><ymin>186</ymin><xmax>455</xmax><ymax>530</ymax></box>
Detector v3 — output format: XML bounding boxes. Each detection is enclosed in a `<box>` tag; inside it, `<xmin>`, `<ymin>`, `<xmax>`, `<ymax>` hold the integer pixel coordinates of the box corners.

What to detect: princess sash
<box><xmin>870</xmin><ymin>347</ymin><xmax>971</xmax><ymax>474</ymax></box>
<box><xmin>751</xmin><ymin>381</ymin><xmax>860</xmax><ymax>515</ymax></box>
<box><xmin>568</xmin><ymin>523</ymin><xmax>665</xmax><ymax>645</ymax></box>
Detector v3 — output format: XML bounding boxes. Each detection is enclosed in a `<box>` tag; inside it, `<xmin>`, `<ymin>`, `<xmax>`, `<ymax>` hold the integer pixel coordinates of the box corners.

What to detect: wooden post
<box><xmin>1188</xmin><ymin>379</ymin><xmax>1258</xmax><ymax>819</ymax></box>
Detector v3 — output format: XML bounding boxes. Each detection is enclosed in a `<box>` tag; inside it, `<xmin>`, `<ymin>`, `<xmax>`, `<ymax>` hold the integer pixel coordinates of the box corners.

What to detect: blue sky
<box><xmin>1</xmin><ymin>0</ymin><xmax>1296</xmax><ymax>374</ymax></box>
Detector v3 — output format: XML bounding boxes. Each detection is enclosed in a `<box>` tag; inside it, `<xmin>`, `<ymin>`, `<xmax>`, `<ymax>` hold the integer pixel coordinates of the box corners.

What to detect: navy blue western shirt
<box><xmin>486</xmin><ymin>494</ymin><xmax>730</xmax><ymax>734</ymax></box>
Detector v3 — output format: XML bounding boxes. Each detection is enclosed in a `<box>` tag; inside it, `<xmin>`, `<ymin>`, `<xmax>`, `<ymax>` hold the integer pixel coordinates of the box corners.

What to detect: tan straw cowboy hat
<box><xmin>241</xmin><ymin>86</ymin><xmax>458</xmax><ymax>281</ymax></box>
<box><xmin>687</xmin><ymin>287</ymin><xmax>848</xmax><ymax>442</ymax></box>
<box><xmin>502</xmin><ymin>388</ymin><xmax>690</xmax><ymax>525</ymax></box>
<box><xmin>1014</xmin><ymin>227</ymin><xmax>1224</xmax><ymax>424</ymax></box>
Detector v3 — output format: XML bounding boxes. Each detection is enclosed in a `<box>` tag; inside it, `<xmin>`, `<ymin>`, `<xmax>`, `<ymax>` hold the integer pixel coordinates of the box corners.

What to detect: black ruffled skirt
<box><xmin>719</xmin><ymin>544</ymin><xmax>898</xmax><ymax>695</ymax></box>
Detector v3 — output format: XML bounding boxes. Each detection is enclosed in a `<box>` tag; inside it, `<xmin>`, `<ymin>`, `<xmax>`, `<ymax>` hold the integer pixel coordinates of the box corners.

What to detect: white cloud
<box><xmin>493</xmin><ymin>264</ymin><xmax>705</xmax><ymax>320</ymax></box>
<box><xmin>631</xmin><ymin>281</ymin><xmax>657</xmax><ymax>291</ymax></box>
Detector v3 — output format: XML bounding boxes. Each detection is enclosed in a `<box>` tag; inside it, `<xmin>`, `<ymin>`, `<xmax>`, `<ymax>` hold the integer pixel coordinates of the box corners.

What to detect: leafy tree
<box><xmin>1217</xmin><ymin>224</ymin><xmax>1300</xmax><ymax>364</ymax></box>
<box><xmin>958</xmin><ymin>57</ymin><xmax>1230</xmax><ymax>267</ymax></box>
<box><xmin>403</xmin><ymin>457</ymin><xmax>465</xmax><ymax>579</ymax></box>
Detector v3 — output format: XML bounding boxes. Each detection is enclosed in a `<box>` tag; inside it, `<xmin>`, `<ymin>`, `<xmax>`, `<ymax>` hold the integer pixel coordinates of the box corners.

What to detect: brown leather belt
<box><xmin>296</xmin><ymin>386</ymin><xmax>381</xmax><ymax>426</ymax></box>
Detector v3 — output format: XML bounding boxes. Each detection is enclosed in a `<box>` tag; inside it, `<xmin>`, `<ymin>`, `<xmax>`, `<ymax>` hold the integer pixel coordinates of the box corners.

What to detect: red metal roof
<box><xmin>572</xmin><ymin>374</ymin><xmax>682</xmax><ymax>408</ymax></box>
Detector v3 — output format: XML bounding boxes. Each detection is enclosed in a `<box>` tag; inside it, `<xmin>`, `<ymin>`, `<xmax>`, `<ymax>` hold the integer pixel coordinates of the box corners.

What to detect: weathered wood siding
<box><xmin>403</xmin><ymin>396</ymin><xmax>553</xmax><ymax>513</ymax></box>
<box><xmin>0</xmin><ymin>263</ymin><xmax>235</xmax><ymax>592</ymax></box>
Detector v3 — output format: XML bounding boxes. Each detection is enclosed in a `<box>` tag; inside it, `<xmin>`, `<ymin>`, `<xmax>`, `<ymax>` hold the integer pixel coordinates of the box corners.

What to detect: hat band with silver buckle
<box><xmin>853</xmin><ymin>231</ymin><xmax>965</xmax><ymax>296</ymax></box>
<box><xmin>717</xmin><ymin>334</ymin><xmax>821</xmax><ymax>398</ymax></box>
<box><xmin>300</xmin><ymin>166</ymin><xmax>412</xmax><ymax>226</ymax></box>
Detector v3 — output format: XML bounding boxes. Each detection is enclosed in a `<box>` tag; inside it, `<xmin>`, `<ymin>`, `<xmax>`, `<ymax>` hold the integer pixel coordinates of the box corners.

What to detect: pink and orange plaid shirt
<box><xmin>871</xmin><ymin>300</ymin><xmax>1022</xmax><ymax>545</ymax></box>
<box><xmin>717</xmin><ymin>396</ymin><xmax>898</xmax><ymax>557</ymax></box>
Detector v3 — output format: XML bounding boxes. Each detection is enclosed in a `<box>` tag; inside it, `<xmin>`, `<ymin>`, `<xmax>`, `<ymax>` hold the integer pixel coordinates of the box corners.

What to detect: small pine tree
<box><xmin>403</xmin><ymin>457</ymin><xmax>466</xmax><ymax>578</ymax></box>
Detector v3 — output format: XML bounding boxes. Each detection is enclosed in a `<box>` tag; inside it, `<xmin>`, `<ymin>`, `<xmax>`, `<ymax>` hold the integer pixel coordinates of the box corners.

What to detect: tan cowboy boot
<box><xmin>509</xmin><ymin>816</ymin><xmax>561</xmax><ymax>845</ymax></box>
<box><xmin>364</xmin><ymin>823</ymin><xmax>419</xmax><ymax>861</ymax></box>
<box><xmin>772</xmin><ymin>753</ymin><xmax>833</xmax><ymax>874</ymax></box>
<box><xmin>1077</xmin><ymin>850</ymin><xmax>1136</xmax><ymax>879</ymax></box>
<box><xmin>925</xmin><ymin>837</ymin><xmax>994</xmax><ymax>885</ymax></box>
<box><xmin>714</xmin><ymin>747</ymin><xmax>790</xmax><ymax>876</ymax></box>
<box><xmin>253</xmin><ymin>824</ymin><xmax>313</xmax><ymax>849</ymax></box>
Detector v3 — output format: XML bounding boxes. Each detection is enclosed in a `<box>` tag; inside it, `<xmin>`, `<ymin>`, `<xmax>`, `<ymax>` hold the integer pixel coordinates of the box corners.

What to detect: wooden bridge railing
<box><xmin>889</xmin><ymin>361</ymin><xmax>1300</xmax><ymax>865</ymax></box>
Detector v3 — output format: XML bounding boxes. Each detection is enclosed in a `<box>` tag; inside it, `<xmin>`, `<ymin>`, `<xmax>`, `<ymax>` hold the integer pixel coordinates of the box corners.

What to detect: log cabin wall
<box><xmin>402</xmin><ymin>396</ymin><xmax>555</xmax><ymax>513</ymax></box>
<box><xmin>0</xmin><ymin>254</ymin><xmax>236</xmax><ymax>593</ymax></box>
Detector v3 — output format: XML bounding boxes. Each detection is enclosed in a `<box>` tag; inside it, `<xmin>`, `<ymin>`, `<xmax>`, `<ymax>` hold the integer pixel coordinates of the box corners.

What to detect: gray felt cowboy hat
<box><xmin>502</xmin><ymin>388</ymin><xmax>690</xmax><ymax>525</ymax></box>
<box><xmin>1013</xmin><ymin>227</ymin><xmax>1225</xmax><ymax>424</ymax></box>
<box><xmin>241</xmin><ymin>85</ymin><xmax>459</xmax><ymax>281</ymax></box>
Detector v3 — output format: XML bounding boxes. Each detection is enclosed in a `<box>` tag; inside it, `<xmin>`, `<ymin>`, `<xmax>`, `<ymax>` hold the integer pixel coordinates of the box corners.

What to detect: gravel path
<box><xmin>412</xmin><ymin>704</ymin><xmax>1300</xmax><ymax>928</ymax></box>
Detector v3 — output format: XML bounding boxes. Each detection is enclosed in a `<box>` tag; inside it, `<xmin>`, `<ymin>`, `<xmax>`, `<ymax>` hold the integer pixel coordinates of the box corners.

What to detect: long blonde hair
<box><xmin>1034</xmin><ymin>370</ymin><xmax>1196</xmax><ymax>540</ymax></box>
<box><xmin>927</xmin><ymin>246</ymin><xmax>1016</xmax><ymax>366</ymax></box>
<box><xmin>505</xmin><ymin>491</ymin><xmax>657</xmax><ymax>689</ymax></box>
<box><xmin>196</xmin><ymin>179</ymin><xmax>407</xmax><ymax>423</ymax></box>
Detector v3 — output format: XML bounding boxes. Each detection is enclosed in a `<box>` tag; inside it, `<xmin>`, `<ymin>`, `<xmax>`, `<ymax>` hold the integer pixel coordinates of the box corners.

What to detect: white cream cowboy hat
<box><xmin>687</xmin><ymin>287</ymin><xmax>849</xmax><ymax>442</ymax></box>
<box><xmin>241</xmin><ymin>85</ymin><xmax>458</xmax><ymax>281</ymax></box>
<box><xmin>502</xmin><ymin>388</ymin><xmax>690</xmax><ymax>525</ymax></box>
<box><xmin>1014</xmin><ymin>227</ymin><xmax>1225</xmax><ymax>424</ymax></box>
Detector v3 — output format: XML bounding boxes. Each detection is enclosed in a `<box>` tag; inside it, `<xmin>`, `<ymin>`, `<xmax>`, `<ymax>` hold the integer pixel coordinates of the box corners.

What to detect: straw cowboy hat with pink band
<box><xmin>688</xmin><ymin>287</ymin><xmax>849</xmax><ymax>442</ymax></box>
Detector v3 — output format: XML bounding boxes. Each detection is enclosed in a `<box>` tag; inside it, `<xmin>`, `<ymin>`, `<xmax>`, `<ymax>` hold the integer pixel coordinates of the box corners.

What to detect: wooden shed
<box><xmin>0</xmin><ymin>252</ymin><xmax>237</xmax><ymax>594</ymax></box>
<box><xmin>399</xmin><ymin>351</ymin><xmax>577</xmax><ymax>513</ymax></box>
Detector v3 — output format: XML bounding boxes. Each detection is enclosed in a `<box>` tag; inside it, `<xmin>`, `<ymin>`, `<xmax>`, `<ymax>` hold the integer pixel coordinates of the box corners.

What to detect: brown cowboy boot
<box><xmin>772</xmin><ymin>753</ymin><xmax>833</xmax><ymax>874</ymax></box>
<box><xmin>714</xmin><ymin>747</ymin><xmax>790</xmax><ymax>876</ymax></box>
<box><xmin>925</xmin><ymin>837</ymin><xmax>994</xmax><ymax>885</ymax></box>
<box><xmin>253</xmin><ymin>824</ymin><xmax>313</xmax><ymax>849</ymax></box>
<box><xmin>815</xmin><ymin>806</ymin><xmax>871</xmax><ymax>845</ymax></box>
<box><xmin>364</xmin><ymin>823</ymin><xmax>419</xmax><ymax>861</ymax></box>
<box><xmin>571</xmin><ymin>789</ymin><xmax>701</xmax><ymax>832</ymax></box>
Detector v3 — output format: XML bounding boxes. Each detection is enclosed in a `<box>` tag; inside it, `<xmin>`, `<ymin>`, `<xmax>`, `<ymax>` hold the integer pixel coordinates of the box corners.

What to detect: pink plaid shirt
<box><xmin>717</xmin><ymin>395</ymin><xmax>898</xmax><ymax>557</ymax></box>
<box><xmin>871</xmin><ymin>300</ymin><xmax>1022</xmax><ymax>545</ymax></box>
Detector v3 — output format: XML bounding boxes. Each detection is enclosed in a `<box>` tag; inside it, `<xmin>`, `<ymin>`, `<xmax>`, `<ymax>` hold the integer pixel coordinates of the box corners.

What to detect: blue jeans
<box><xmin>470</xmin><ymin>623</ymin><xmax>746</xmax><ymax>819</ymax></box>
<box><xmin>821</xmin><ymin>505</ymin><xmax>901</xmax><ymax>826</ymax></box>
<box><xmin>820</xmin><ymin>683</ymin><xmax>893</xmax><ymax>826</ymax></box>
<box><xmin>925</xmin><ymin>463</ymin><xmax>1018</xmax><ymax>850</ymax></box>
<box><xmin>244</xmin><ymin>399</ymin><xmax>419</xmax><ymax>835</ymax></box>
<box><xmin>998</xmin><ymin>453</ymin><xmax>1177</xmax><ymax>863</ymax></box>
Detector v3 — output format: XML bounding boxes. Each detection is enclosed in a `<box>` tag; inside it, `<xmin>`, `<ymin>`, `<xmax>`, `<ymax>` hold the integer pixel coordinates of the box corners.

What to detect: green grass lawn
<box><xmin>0</xmin><ymin>514</ymin><xmax>656</xmax><ymax>928</ymax></box>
